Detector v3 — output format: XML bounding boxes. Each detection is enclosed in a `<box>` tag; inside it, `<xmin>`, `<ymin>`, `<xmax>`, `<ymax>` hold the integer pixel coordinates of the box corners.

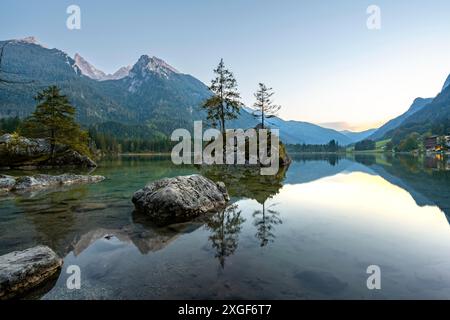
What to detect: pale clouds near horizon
<box><xmin>318</xmin><ymin>121</ymin><xmax>385</xmax><ymax>132</ymax></box>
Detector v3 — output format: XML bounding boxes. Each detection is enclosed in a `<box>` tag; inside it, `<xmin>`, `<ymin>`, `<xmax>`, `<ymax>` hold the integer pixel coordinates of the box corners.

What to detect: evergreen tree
<box><xmin>21</xmin><ymin>86</ymin><xmax>90</xmax><ymax>158</ymax></box>
<box><xmin>202</xmin><ymin>59</ymin><xmax>242</xmax><ymax>136</ymax></box>
<box><xmin>354</xmin><ymin>139</ymin><xmax>376</xmax><ymax>151</ymax></box>
<box><xmin>328</xmin><ymin>139</ymin><xmax>339</xmax><ymax>152</ymax></box>
<box><xmin>0</xmin><ymin>116</ymin><xmax>22</xmax><ymax>134</ymax></box>
<box><xmin>396</xmin><ymin>133</ymin><xmax>419</xmax><ymax>152</ymax></box>
<box><xmin>385</xmin><ymin>141</ymin><xmax>394</xmax><ymax>152</ymax></box>
<box><xmin>252</xmin><ymin>83</ymin><xmax>281</xmax><ymax>129</ymax></box>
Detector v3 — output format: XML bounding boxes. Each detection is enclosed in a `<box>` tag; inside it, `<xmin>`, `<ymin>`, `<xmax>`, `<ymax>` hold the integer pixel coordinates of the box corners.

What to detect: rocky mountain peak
<box><xmin>74</xmin><ymin>53</ymin><xmax>131</xmax><ymax>81</ymax></box>
<box><xmin>130</xmin><ymin>55</ymin><xmax>180</xmax><ymax>79</ymax></box>
<box><xmin>74</xmin><ymin>53</ymin><xmax>107</xmax><ymax>80</ymax></box>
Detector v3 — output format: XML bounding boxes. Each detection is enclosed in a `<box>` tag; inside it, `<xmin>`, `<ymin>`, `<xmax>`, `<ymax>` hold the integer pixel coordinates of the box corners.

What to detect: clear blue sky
<box><xmin>2</xmin><ymin>0</ymin><xmax>450</xmax><ymax>130</ymax></box>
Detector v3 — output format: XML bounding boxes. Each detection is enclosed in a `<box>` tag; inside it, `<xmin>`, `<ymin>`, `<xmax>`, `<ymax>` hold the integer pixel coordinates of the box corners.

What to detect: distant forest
<box><xmin>0</xmin><ymin>117</ymin><xmax>173</xmax><ymax>153</ymax></box>
<box><xmin>1</xmin><ymin>116</ymin><xmax>349</xmax><ymax>155</ymax></box>
<box><xmin>88</xmin><ymin>122</ymin><xmax>173</xmax><ymax>153</ymax></box>
<box><xmin>286</xmin><ymin>140</ymin><xmax>343</xmax><ymax>153</ymax></box>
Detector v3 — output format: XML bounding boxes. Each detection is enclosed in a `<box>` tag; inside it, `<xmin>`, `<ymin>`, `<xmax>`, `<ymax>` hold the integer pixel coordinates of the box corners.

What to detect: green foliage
<box><xmin>20</xmin><ymin>85</ymin><xmax>90</xmax><ymax>156</ymax></box>
<box><xmin>202</xmin><ymin>59</ymin><xmax>242</xmax><ymax>134</ymax></box>
<box><xmin>388</xmin><ymin>106</ymin><xmax>450</xmax><ymax>144</ymax></box>
<box><xmin>384</xmin><ymin>140</ymin><xmax>394</xmax><ymax>152</ymax></box>
<box><xmin>88</xmin><ymin>121</ymin><xmax>173</xmax><ymax>153</ymax></box>
<box><xmin>396</xmin><ymin>133</ymin><xmax>420</xmax><ymax>152</ymax></box>
<box><xmin>0</xmin><ymin>116</ymin><xmax>22</xmax><ymax>134</ymax></box>
<box><xmin>0</xmin><ymin>40</ymin><xmax>211</xmax><ymax>128</ymax></box>
<box><xmin>252</xmin><ymin>83</ymin><xmax>281</xmax><ymax>129</ymax></box>
<box><xmin>354</xmin><ymin>139</ymin><xmax>376</xmax><ymax>151</ymax></box>
<box><xmin>286</xmin><ymin>140</ymin><xmax>343</xmax><ymax>153</ymax></box>
<box><xmin>375</xmin><ymin>139</ymin><xmax>391</xmax><ymax>150</ymax></box>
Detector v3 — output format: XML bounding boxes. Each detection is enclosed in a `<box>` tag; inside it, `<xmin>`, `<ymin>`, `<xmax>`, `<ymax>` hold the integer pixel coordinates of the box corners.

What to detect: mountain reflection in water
<box><xmin>1</xmin><ymin>154</ymin><xmax>450</xmax><ymax>299</ymax></box>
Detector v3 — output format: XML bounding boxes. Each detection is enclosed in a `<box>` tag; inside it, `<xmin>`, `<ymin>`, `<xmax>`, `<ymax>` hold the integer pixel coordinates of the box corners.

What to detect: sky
<box><xmin>2</xmin><ymin>0</ymin><xmax>450</xmax><ymax>131</ymax></box>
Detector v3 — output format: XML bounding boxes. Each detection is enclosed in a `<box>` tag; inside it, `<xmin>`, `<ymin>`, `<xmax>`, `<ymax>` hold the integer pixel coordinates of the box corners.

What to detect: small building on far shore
<box><xmin>425</xmin><ymin>136</ymin><xmax>438</xmax><ymax>151</ymax></box>
<box><xmin>444</xmin><ymin>136</ymin><xmax>450</xmax><ymax>148</ymax></box>
<box><xmin>425</xmin><ymin>135</ymin><xmax>450</xmax><ymax>152</ymax></box>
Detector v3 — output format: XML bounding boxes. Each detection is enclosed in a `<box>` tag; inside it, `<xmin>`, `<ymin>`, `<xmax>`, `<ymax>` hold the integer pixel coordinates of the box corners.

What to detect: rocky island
<box><xmin>0</xmin><ymin>134</ymin><xmax>97</xmax><ymax>170</ymax></box>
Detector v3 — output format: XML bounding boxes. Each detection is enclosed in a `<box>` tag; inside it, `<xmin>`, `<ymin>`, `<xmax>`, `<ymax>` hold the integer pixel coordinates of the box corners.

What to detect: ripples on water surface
<box><xmin>1</xmin><ymin>154</ymin><xmax>450</xmax><ymax>299</ymax></box>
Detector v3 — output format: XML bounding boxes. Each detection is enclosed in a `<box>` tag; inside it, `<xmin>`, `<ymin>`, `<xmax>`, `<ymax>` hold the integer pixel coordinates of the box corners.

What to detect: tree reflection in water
<box><xmin>253</xmin><ymin>202</ymin><xmax>281</xmax><ymax>247</ymax></box>
<box><xmin>201</xmin><ymin>164</ymin><xmax>287</xmax><ymax>261</ymax></box>
<box><xmin>205</xmin><ymin>204</ymin><xmax>245</xmax><ymax>269</ymax></box>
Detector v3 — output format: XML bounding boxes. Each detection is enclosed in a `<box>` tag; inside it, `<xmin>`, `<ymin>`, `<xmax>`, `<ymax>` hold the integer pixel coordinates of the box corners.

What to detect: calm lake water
<box><xmin>1</xmin><ymin>154</ymin><xmax>450</xmax><ymax>299</ymax></box>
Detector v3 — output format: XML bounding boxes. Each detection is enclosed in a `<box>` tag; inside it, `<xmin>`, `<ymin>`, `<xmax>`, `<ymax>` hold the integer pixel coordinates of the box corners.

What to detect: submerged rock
<box><xmin>132</xmin><ymin>175</ymin><xmax>229</xmax><ymax>225</ymax></box>
<box><xmin>0</xmin><ymin>175</ymin><xmax>16</xmax><ymax>192</ymax></box>
<box><xmin>0</xmin><ymin>246</ymin><xmax>62</xmax><ymax>300</ymax></box>
<box><xmin>0</xmin><ymin>174</ymin><xmax>105</xmax><ymax>193</ymax></box>
<box><xmin>0</xmin><ymin>133</ymin><xmax>97</xmax><ymax>168</ymax></box>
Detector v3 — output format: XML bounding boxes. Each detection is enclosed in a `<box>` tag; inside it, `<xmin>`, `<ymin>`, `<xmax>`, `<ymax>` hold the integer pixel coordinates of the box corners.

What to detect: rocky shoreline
<box><xmin>0</xmin><ymin>246</ymin><xmax>62</xmax><ymax>300</ymax></box>
<box><xmin>0</xmin><ymin>174</ymin><xmax>105</xmax><ymax>193</ymax></box>
<box><xmin>0</xmin><ymin>134</ymin><xmax>97</xmax><ymax>169</ymax></box>
<box><xmin>0</xmin><ymin>174</ymin><xmax>228</xmax><ymax>299</ymax></box>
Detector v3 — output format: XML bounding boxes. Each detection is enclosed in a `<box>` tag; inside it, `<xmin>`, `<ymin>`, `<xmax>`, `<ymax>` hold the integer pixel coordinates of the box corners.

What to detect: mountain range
<box><xmin>339</xmin><ymin>129</ymin><xmax>377</xmax><ymax>143</ymax></box>
<box><xmin>0</xmin><ymin>37</ymin><xmax>365</xmax><ymax>145</ymax></box>
<box><xmin>74</xmin><ymin>53</ymin><xmax>131</xmax><ymax>81</ymax></box>
<box><xmin>367</xmin><ymin>76</ymin><xmax>450</xmax><ymax>142</ymax></box>
<box><xmin>1</xmin><ymin>37</ymin><xmax>448</xmax><ymax>147</ymax></box>
<box><xmin>368</xmin><ymin>97</ymin><xmax>433</xmax><ymax>141</ymax></box>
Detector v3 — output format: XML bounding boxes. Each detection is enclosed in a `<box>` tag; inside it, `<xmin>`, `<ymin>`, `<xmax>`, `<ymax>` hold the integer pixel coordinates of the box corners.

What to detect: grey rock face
<box><xmin>47</xmin><ymin>150</ymin><xmax>98</xmax><ymax>168</ymax></box>
<box><xmin>0</xmin><ymin>175</ymin><xmax>16</xmax><ymax>192</ymax></box>
<box><xmin>0</xmin><ymin>134</ymin><xmax>51</xmax><ymax>156</ymax></box>
<box><xmin>0</xmin><ymin>246</ymin><xmax>62</xmax><ymax>300</ymax></box>
<box><xmin>132</xmin><ymin>175</ymin><xmax>229</xmax><ymax>225</ymax></box>
<box><xmin>0</xmin><ymin>174</ymin><xmax>105</xmax><ymax>193</ymax></box>
<box><xmin>0</xmin><ymin>134</ymin><xmax>97</xmax><ymax>168</ymax></box>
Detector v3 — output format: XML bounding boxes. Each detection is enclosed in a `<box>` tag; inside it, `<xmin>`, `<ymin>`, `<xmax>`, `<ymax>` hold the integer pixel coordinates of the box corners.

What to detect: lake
<box><xmin>1</xmin><ymin>154</ymin><xmax>450</xmax><ymax>299</ymax></box>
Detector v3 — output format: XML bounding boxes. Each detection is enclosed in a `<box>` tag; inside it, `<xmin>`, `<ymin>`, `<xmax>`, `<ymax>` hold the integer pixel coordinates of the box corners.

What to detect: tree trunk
<box><xmin>262</xmin><ymin>111</ymin><xmax>265</xmax><ymax>129</ymax></box>
<box><xmin>221</xmin><ymin>102</ymin><xmax>226</xmax><ymax>156</ymax></box>
<box><xmin>50</xmin><ymin>129</ymin><xmax>55</xmax><ymax>162</ymax></box>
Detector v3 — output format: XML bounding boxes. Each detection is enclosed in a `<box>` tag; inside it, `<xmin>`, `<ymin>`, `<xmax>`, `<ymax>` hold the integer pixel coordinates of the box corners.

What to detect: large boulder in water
<box><xmin>132</xmin><ymin>175</ymin><xmax>229</xmax><ymax>225</ymax></box>
<box><xmin>0</xmin><ymin>133</ymin><xmax>97</xmax><ymax>169</ymax></box>
<box><xmin>0</xmin><ymin>246</ymin><xmax>62</xmax><ymax>300</ymax></box>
